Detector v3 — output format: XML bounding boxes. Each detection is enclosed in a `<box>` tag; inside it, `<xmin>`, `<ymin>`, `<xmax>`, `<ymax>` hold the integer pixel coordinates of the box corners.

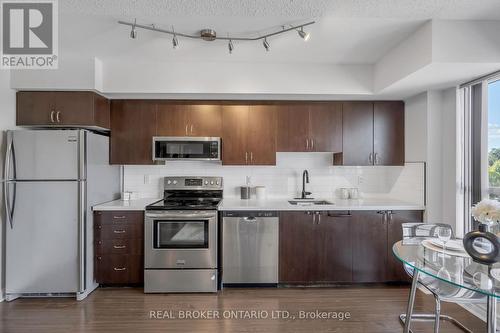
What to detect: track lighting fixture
<box><xmin>262</xmin><ymin>38</ymin><xmax>270</xmax><ymax>52</ymax></box>
<box><xmin>118</xmin><ymin>20</ymin><xmax>315</xmax><ymax>52</ymax></box>
<box><xmin>130</xmin><ymin>19</ymin><xmax>137</xmax><ymax>39</ymax></box>
<box><xmin>297</xmin><ymin>27</ymin><xmax>310</xmax><ymax>41</ymax></box>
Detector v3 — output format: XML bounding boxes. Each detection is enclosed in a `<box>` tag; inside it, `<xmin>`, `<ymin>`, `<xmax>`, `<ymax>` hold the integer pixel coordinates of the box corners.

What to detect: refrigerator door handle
<box><xmin>4</xmin><ymin>133</ymin><xmax>16</xmax><ymax>229</ymax></box>
<box><xmin>78</xmin><ymin>181</ymin><xmax>86</xmax><ymax>293</ymax></box>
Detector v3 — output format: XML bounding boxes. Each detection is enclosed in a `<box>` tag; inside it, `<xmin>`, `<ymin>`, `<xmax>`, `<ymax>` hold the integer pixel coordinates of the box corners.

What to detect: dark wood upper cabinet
<box><xmin>309</xmin><ymin>102</ymin><xmax>342</xmax><ymax>152</ymax></box>
<box><xmin>222</xmin><ymin>104</ymin><xmax>276</xmax><ymax>165</ymax></box>
<box><xmin>110</xmin><ymin>100</ymin><xmax>156</xmax><ymax>165</ymax></box>
<box><xmin>277</xmin><ymin>103</ymin><xmax>342</xmax><ymax>153</ymax></box>
<box><xmin>335</xmin><ymin>101</ymin><xmax>404</xmax><ymax>166</ymax></box>
<box><xmin>17</xmin><ymin>91</ymin><xmax>110</xmax><ymax>129</ymax></box>
<box><xmin>374</xmin><ymin>101</ymin><xmax>405</xmax><ymax>166</ymax></box>
<box><xmin>221</xmin><ymin>105</ymin><xmax>249</xmax><ymax>165</ymax></box>
<box><xmin>277</xmin><ymin>105</ymin><xmax>310</xmax><ymax>152</ymax></box>
<box><xmin>338</xmin><ymin>102</ymin><xmax>374</xmax><ymax>166</ymax></box>
<box><xmin>156</xmin><ymin>103</ymin><xmax>222</xmax><ymax>137</ymax></box>
<box><xmin>247</xmin><ymin>105</ymin><xmax>277</xmax><ymax>165</ymax></box>
<box><xmin>156</xmin><ymin>103</ymin><xmax>187</xmax><ymax>136</ymax></box>
<box><xmin>189</xmin><ymin>104</ymin><xmax>222</xmax><ymax>137</ymax></box>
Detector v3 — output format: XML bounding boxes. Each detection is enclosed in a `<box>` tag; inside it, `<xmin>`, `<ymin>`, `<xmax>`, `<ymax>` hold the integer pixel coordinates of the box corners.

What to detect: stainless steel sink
<box><xmin>288</xmin><ymin>200</ymin><xmax>333</xmax><ymax>206</ymax></box>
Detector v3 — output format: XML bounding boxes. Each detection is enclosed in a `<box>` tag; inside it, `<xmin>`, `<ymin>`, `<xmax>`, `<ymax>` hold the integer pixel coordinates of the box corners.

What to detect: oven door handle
<box><xmin>146</xmin><ymin>212</ymin><xmax>216</xmax><ymax>219</ymax></box>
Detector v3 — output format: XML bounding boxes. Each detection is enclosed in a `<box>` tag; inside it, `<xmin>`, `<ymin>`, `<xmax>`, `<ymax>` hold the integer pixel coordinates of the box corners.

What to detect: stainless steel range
<box><xmin>144</xmin><ymin>176</ymin><xmax>222</xmax><ymax>293</ymax></box>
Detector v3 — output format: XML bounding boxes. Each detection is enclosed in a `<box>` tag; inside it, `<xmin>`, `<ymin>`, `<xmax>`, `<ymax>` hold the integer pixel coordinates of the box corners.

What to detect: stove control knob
<box><xmin>204</xmin><ymin>181</ymin><xmax>209</xmax><ymax>185</ymax></box>
<box><xmin>210</xmin><ymin>181</ymin><xmax>214</xmax><ymax>185</ymax></box>
<box><xmin>216</xmin><ymin>181</ymin><xmax>219</xmax><ymax>185</ymax></box>
<box><xmin>172</xmin><ymin>180</ymin><xmax>178</xmax><ymax>185</ymax></box>
<box><xmin>167</xmin><ymin>180</ymin><xmax>172</xmax><ymax>185</ymax></box>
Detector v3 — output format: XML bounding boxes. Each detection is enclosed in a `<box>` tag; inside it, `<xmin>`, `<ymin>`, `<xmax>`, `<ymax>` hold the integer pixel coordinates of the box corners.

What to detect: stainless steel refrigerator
<box><xmin>3</xmin><ymin>129</ymin><xmax>120</xmax><ymax>301</ymax></box>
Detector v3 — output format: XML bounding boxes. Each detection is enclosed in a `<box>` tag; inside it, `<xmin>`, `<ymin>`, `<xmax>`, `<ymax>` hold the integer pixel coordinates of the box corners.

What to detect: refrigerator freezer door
<box><xmin>5</xmin><ymin>181</ymin><xmax>81</xmax><ymax>294</ymax></box>
<box><xmin>9</xmin><ymin>130</ymin><xmax>83</xmax><ymax>180</ymax></box>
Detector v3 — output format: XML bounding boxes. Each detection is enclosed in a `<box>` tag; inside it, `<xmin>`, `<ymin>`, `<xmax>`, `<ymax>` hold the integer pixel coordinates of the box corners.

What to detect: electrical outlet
<box><xmin>357</xmin><ymin>176</ymin><xmax>364</xmax><ymax>185</ymax></box>
<box><xmin>144</xmin><ymin>175</ymin><xmax>151</xmax><ymax>184</ymax></box>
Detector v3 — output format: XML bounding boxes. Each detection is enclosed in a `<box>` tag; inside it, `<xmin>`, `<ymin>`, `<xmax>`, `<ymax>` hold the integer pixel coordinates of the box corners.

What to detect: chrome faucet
<box><xmin>301</xmin><ymin>170</ymin><xmax>312</xmax><ymax>199</ymax></box>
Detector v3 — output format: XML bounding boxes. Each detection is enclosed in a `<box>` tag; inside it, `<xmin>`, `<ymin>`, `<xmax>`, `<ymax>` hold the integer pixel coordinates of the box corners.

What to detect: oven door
<box><xmin>153</xmin><ymin>137</ymin><xmax>221</xmax><ymax>161</ymax></box>
<box><xmin>145</xmin><ymin>211</ymin><xmax>217</xmax><ymax>269</ymax></box>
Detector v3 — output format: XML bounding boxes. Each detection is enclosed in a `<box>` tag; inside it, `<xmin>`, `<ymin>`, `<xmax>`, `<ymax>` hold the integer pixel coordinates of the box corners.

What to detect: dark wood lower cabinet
<box><xmin>351</xmin><ymin>211</ymin><xmax>388</xmax><ymax>283</ymax></box>
<box><xmin>386</xmin><ymin>210</ymin><xmax>424</xmax><ymax>282</ymax></box>
<box><xmin>94</xmin><ymin>211</ymin><xmax>144</xmax><ymax>285</ymax></box>
<box><xmin>279</xmin><ymin>211</ymin><xmax>352</xmax><ymax>284</ymax></box>
<box><xmin>279</xmin><ymin>210</ymin><xmax>424</xmax><ymax>284</ymax></box>
<box><xmin>279</xmin><ymin>212</ymin><xmax>320</xmax><ymax>283</ymax></box>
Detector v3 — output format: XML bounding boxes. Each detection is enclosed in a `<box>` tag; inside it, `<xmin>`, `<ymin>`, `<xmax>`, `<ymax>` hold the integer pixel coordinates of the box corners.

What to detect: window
<box><xmin>488</xmin><ymin>80</ymin><xmax>500</xmax><ymax>199</ymax></box>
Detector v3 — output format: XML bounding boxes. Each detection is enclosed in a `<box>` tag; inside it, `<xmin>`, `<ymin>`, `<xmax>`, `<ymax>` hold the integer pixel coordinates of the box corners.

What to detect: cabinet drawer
<box><xmin>95</xmin><ymin>254</ymin><xmax>143</xmax><ymax>284</ymax></box>
<box><xmin>95</xmin><ymin>223</ymin><xmax>142</xmax><ymax>240</ymax></box>
<box><xmin>95</xmin><ymin>238</ymin><xmax>143</xmax><ymax>255</ymax></box>
<box><xmin>94</xmin><ymin>211</ymin><xmax>144</xmax><ymax>226</ymax></box>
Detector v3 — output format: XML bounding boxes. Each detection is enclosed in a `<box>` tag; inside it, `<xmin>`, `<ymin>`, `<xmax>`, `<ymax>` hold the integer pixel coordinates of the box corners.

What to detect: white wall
<box><xmin>404</xmin><ymin>92</ymin><xmax>428</xmax><ymax>162</ymax></box>
<box><xmin>404</xmin><ymin>87</ymin><xmax>460</xmax><ymax>230</ymax></box>
<box><xmin>0</xmin><ymin>70</ymin><xmax>17</xmax><ymax>300</ymax></box>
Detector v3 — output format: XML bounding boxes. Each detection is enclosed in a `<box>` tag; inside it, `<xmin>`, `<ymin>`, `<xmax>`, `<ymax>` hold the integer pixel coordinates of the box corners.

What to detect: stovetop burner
<box><xmin>146</xmin><ymin>198</ymin><xmax>222</xmax><ymax>211</ymax></box>
<box><xmin>145</xmin><ymin>176</ymin><xmax>223</xmax><ymax>211</ymax></box>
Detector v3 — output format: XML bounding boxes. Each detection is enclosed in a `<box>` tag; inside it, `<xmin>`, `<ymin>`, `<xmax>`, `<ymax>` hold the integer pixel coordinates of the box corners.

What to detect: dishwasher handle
<box><xmin>223</xmin><ymin>211</ymin><xmax>278</xmax><ymax>218</ymax></box>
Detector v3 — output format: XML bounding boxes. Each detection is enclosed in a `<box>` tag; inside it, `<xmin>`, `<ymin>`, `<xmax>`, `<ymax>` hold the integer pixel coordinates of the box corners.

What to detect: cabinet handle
<box><xmin>306</xmin><ymin>138</ymin><xmax>309</xmax><ymax>150</ymax></box>
<box><xmin>56</xmin><ymin>111</ymin><xmax>61</xmax><ymax>123</ymax></box>
<box><xmin>190</xmin><ymin>124</ymin><xmax>194</xmax><ymax>134</ymax></box>
<box><xmin>185</xmin><ymin>124</ymin><xmax>188</xmax><ymax>135</ymax></box>
<box><xmin>50</xmin><ymin>110</ymin><xmax>55</xmax><ymax>123</ymax></box>
<box><xmin>113</xmin><ymin>215</ymin><xmax>126</xmax><ymax>219</ymax></box>
<box><xmin>245</xmin><ymin>152</ymin><xmax>248</xmax><ymax>164</ymax></box>
<box><xmin>374</xmin><ymin>153</ymin><xmax>379</xmax><ymax>165</ymax></box>
<box><xmin>369</xmin><ymin>153</ymin><xmax>373</xmax><ymax>164</ymax></box>
<box><xmin>311</xmin><ymin>139</ymin><xmax>314</xmax><ymax>151</ymax></box>
<box><xmin>113</xmin><ymin>245</ymin><xmax>126</xmax><ymax>249</ymax></box>
<box><xmin>316</xmin><ymin>212</ymin><xmax>321</xmax><ymax>224</ymax></box>
<box><xmin>113</xmin><ymin>230</ymin><xmax>126</xmax><ymax>234</ymax></box>
<box><xmin>113</xmin><ymin>267</ymin><xmax>127</xmax><ymax>271</ymax></box>
<box><xmin>250</xmin><ymin>152</ymin><xmax>253</xmax><ymax>164</ymax></box>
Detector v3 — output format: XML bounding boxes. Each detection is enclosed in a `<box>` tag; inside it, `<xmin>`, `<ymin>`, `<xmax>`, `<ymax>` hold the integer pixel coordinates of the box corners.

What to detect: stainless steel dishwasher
<box><xmin>222</xmin><ymin>211</ymin><xmax>279</xmax><ymax>285</ymax></box>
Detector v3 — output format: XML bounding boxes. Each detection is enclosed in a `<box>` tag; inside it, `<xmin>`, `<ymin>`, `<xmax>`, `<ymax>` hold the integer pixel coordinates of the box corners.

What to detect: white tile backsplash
<box><xmin>123</xmin><ymin>153</ymin><xmax>425</xmax><ymax>205</ymax></box>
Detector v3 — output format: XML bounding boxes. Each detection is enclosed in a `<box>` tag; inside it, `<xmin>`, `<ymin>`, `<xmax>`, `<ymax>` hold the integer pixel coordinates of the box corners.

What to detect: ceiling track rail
<box><xmin>117</xmin><ymin>20</ymin><xmax>316</xmax><ymax>42</ymax></box>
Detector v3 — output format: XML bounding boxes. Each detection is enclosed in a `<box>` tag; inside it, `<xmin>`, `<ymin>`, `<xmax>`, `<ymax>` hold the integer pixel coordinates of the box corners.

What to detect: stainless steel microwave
<box><xmin>153</xmin><ymin>137</ymin><xmax>221</xmax><ymax>161</ymax></box>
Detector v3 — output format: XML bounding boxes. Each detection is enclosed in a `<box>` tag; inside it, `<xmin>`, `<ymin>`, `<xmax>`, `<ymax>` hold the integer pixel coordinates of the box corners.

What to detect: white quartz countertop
<box><xmin>92</xmin><ymin>197</ymin><xmax>424</xmax><ymax>212</ymax></box>
<box><xmin>92</xmin><ymin>198</ymin><xmax>160</xmax><ymax>211</ymax></box>
<box><xmin>218</xmin><ymin>198</ymin><xmax>425</xmax><ymax>211</ymax></box>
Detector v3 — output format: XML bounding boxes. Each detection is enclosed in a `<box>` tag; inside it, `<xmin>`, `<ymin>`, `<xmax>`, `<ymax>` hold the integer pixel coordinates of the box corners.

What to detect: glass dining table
<box><xmin>393</xmin><ymin>239</ymin><xmax>500</xmax><ymax>333</ymax></box>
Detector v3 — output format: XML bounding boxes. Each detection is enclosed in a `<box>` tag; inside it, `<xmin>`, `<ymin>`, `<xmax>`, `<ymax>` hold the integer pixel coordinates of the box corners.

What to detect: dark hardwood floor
<box><xmin>0</xmin><ymin>286</ymin><xmax>485</xmax><ymax>333</ymax></box>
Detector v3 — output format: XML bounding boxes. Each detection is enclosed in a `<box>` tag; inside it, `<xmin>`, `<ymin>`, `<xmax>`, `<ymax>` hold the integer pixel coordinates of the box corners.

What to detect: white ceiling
<box><xmin>61</xmin><ymin>0</ymin><xmax>500</xmax><ymax>20</ymax></box>
<box><xmin>58</xmin><ymin>0</ymin><xmax>500</xmax><ymax>65</ymax></box>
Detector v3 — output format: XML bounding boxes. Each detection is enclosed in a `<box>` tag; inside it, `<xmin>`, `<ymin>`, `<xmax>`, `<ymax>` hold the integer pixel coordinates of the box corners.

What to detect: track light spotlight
<box><xmin>263</xmin><ymin>38</ymin><xmax>270</xmax><ymax>52</ymax></box>
<box><xmin>130</xmin><ymin>19</ymin><xmax>137</xmax><ymax>39</ymax></box>
<box><xmin>228</xmin><ymin>39</ymin><xmax>234</xmax><ymax>54</ymax></box>
<box><xmin>172</xmin><ymin>26</ymin><xmax>178</xmax><ymax>49</ymax></box>
<box><xmin>297</xmin><ymin>26</ymin><xmax>310</xmax><ymax>41</ymax></box>
<box><xmin>172</xmin><ymin>34</ymin><xmax>179</xmax><ymax>49</ymax></box>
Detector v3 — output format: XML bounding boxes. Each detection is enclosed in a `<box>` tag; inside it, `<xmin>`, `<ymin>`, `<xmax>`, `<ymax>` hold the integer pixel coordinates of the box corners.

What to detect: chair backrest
<box><xmin>402</xmin><ymin>222</ymin><xmax>455</xmax><ymax>240</ymax></box>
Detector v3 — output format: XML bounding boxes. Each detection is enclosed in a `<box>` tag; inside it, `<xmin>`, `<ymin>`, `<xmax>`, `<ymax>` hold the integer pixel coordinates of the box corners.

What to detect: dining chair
<box><xmin>400</xmin><ymin>222</ymin><xmax>486</xmax><ymax>333</ymax></box>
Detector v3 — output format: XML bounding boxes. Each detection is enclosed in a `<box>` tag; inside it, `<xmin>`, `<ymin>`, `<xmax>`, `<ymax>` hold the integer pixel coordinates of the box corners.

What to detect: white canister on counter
<box><xmin>349</xmin><ymin>188</ymin><xmax>359</xmax><ymax>199</ymax></box>
<box><xmin>339</xmin><ymin>188</ymin><xmax>350</xmax><ymax>200</ymax></box>
<box><xmin>255</xmin><ymin>186</ymin><xmax>267</xmax><ymax>200</ymax></box>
